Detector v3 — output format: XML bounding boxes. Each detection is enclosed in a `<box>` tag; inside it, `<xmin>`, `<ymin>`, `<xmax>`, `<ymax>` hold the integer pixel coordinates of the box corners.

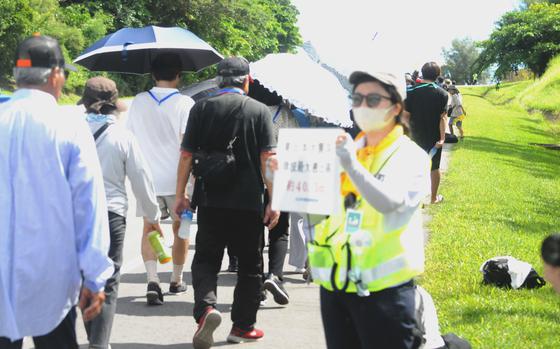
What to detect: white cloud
<box><xmin>291</xmin><ymin>0</ymin><xmax>520</xmax><ymax>74</ymax></box>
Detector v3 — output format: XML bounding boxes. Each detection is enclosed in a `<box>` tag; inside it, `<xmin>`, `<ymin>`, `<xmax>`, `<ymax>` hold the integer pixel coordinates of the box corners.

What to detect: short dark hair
<box><xmin>542</xmin><ymin>234</ymin><xmax>560</xmax><ymax>267</ymax></box>
<box><xmin>421</xmin><ymin>62</ymin><xmax>441</xmax><ymax>81</ymax></box>
<box><xmin>151</xmin><ymin>53</ymin><xmax>182</xmax><ymax>81</ymax></box>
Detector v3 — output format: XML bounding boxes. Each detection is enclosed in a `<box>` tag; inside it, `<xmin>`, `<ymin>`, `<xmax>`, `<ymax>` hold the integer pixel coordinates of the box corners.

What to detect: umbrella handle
<box><xmin>121</xmin><ymin>42</ymin><xmax>134</xmax><ymax>62</ymax></box>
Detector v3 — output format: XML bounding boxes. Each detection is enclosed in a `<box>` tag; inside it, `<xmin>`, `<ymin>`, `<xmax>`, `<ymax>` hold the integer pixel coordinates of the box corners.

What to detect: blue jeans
<box><xmin>320</xmin><ymin>281</ymin><xmax>421</xmax><ymax>349</ymax></box>
<box><xmin>84</xmin><ymin>212</ymin><xmax>126</xmax><ymax>349</ymax></box>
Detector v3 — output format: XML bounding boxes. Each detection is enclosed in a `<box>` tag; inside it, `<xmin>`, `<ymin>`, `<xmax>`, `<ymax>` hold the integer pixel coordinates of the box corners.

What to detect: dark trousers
<box><xmin>267</xmin><ymin>211</ymin><xmax>290</xmax><ymax>279</ymax></box>
<box><xmin>0</xmin><ymin>308</ymin><xmax>78</xmax><ymax>349</ymax></box>
<box><xmin>192</xmin><ymin>207</ymin><xmax>264</xmax><ymax>330</ymax></box>
<box><xmin>84</xmin><ymin>211</ymin><xmax>126</xmax><ymax>348</ymax></box>
<box><xmin>320</xmin><ymin>282</ymin><xmax>421</xmax><ymax>349</ymax></box>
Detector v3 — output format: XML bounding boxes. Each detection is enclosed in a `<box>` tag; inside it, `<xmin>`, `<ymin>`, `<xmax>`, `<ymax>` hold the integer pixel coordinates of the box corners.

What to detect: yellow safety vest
<box><xmin>308</xmin><ymin>135</ymin><xmax>425</xmax><ymax>294</ymax></box>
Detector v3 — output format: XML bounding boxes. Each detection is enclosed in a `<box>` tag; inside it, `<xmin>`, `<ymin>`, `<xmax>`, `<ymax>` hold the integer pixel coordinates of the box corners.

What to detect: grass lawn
<box><xmin>420</xmin><ymin>83</ymin><xmax>560</xmax><ymax>348</ymax></box>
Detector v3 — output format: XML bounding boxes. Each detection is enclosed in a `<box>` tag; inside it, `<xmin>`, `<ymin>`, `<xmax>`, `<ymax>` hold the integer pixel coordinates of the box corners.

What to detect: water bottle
<box><xmin>178</xmin><ymin>210</ymin><xmax>193</xmax><ymax>240</ymax></box>
<box><xmin>147</xmin><ymin>231</ymin><xmax>172</xmax><ymax>264</ymax></box>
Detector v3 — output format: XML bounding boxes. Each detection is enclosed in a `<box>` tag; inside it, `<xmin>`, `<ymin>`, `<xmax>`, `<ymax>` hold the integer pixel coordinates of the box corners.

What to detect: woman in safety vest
<box><xmin>309</xmin><ymin>70</ymin><xmax>431</xmax><ymax>348</ymax></box>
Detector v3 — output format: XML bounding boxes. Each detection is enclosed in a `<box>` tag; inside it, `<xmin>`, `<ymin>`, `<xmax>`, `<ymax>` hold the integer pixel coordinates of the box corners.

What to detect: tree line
<box><xmin>0</xmin><ymin>0</ymin><xmax>302</xmax><ymax>96</ymax></box>
<box><xmin>442</xmin><ymin>0</ymin><xmax>560</xmax><ymax>84</ymax></box>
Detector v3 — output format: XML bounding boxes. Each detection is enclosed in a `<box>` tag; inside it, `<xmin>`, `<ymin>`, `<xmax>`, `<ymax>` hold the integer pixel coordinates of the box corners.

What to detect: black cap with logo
<box><xmin>14</xmin><ymin>34</ymin><xmax>76</xmax><ymax>71</ymax></box>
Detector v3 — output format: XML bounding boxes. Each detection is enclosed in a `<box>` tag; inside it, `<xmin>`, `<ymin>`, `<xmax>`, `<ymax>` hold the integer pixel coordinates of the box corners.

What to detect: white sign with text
<box><xmin>271</xmin><ymin>128</ymin><xmax>341</xmax><ymax>215</ymax></box>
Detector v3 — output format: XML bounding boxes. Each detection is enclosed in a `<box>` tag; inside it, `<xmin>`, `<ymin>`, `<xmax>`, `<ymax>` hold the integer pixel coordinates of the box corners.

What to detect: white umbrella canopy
<box><xmin>249</xmin><ymin>51</ymin><xmax>352</xmax><ymax>127</ymax></box>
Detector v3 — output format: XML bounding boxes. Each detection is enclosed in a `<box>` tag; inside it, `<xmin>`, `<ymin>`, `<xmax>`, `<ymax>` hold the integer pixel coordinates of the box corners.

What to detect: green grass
<box><xmin>521</xmin><ymin>56</ymin><xmax>560</xmax><ymax>115</ymax></box>
<box><xmin>421</xmin><ymin>82</ymin><xmax>560</xmax><ymax>347</ymax></box>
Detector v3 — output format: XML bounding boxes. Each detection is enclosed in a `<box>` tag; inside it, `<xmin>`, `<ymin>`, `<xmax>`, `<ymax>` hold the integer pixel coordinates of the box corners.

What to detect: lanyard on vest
<box><xmin>148</xmin><ymin>90</ymin><xmax>180</xmax><ymax>105</ymax></box>
<box><xmin>330</xmin><ymin>143</ymin><xmax>402</xmax><ymax>294</ymax></box>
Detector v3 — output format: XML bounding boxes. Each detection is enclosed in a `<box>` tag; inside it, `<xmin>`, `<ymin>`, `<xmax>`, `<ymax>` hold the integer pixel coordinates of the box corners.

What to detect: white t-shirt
<box><xmin>127</xmin><ymin>87</ymin><xmax>195</xmax><ymax>195</ymax></box>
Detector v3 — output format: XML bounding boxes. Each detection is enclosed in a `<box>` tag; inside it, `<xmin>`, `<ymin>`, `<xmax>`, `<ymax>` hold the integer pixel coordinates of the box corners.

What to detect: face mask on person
<box><xmin>352</xmin><ymin>106</ymin><xmax>394</xmax><ymax>132</ymax></box>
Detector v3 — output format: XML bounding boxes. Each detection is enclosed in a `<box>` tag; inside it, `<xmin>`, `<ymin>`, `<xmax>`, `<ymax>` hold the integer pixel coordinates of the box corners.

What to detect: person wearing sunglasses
<box><xmin>307</xmin><ymin>70</ymin><xmax>431</xmax><ymax>348</ymax></box>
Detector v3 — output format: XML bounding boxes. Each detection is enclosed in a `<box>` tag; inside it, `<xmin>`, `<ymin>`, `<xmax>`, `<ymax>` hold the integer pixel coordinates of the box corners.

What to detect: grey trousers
<box><xmin>84</xmin><ymin>212</ymin><xmax>126</xmax><ymax>349</ymax></box>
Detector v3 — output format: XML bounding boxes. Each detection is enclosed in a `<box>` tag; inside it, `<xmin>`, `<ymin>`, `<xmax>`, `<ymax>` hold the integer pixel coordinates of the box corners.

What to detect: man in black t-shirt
<box><xmin>405</xmin><ymin>62</ymin><xmax>448</xmax><ymax>204</ymax></box>
<box><xmin>174</xmin><ymin>57</ymin><xmax>279</xmax><ymax>347</ymax></box>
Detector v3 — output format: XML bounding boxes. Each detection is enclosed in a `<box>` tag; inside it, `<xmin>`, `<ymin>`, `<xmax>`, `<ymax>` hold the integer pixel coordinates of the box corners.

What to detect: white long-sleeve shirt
<box><xmin>87</xmin><ymin>114</ymin><xmax>160</xmax><ymax>223</ymax></box>
<box><xmin>0</xmin><ymin>89</ymin><xmax>113</xmax><ymax>340</ymax></box>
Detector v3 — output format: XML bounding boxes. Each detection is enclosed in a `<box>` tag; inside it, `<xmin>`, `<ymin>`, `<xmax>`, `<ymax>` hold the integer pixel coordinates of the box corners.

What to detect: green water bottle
<box><xmin>148</xmin><ymin>231</ymin><xmax>172</xmax><ymax>264</ymax></box>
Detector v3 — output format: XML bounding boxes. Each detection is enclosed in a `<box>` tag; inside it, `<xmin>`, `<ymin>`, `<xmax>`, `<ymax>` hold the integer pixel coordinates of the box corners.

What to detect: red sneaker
<box><xmin>227</xmin><ymin>326</ymin><xmax>264</xmax><ymax>343</ymax></box>
<box><xmin>193</xmin><ymin>307</ymin><xmax>222</xmax><ymax>349</ymax></box>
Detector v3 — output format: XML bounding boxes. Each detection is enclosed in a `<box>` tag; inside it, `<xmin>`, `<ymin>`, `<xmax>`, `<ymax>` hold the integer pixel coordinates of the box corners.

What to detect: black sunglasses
<box><xmin>350</xmin><ymin>93</ymin><xmax>392</xmax><ymax>108</ymax></box>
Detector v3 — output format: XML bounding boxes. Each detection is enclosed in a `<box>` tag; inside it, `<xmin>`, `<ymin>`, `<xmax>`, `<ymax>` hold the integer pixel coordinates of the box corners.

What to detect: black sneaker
<box><xmin>263</xmin><ymin>274</ymin><xmax>289</xmax><ymax>305</ymax></box>
<box><xmin>146</xmin><ymin>282</ymin><xmax>164</xmax><ymax>305</ymax></box>
<box><xmin>169</xmin><ymin>281</ymin><xmax>187</xmax><ymax>294</ymax></box>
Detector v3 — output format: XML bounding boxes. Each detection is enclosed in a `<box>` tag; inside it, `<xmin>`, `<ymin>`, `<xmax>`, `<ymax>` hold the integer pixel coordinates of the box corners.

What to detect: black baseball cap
<box><xmin>15</xmin><ymin>34</ymin><xmax>76</xmax><ymax>71</ymax></box>
<box><xmin>217</xmin><ymin>57</ymin><xmax>250</xmax><ymax>77</ymax></box>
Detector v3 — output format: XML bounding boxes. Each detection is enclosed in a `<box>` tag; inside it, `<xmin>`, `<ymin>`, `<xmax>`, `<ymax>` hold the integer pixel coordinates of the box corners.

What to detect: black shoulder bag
<box><xmin>192</xmin><ymin>96</ymin><xmax>248</xmax><ymax>190</ymax></box>
<box><xmin>93</xmin><ymin>122</ymin><xmax>110</xmax><ymax>142</ymax></box>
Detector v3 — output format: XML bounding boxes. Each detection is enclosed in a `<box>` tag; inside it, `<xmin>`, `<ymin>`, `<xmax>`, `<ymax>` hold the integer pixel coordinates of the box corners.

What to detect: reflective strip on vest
<box><xmin>311</xmin><ymin>267</ymin><xmax>333</xmax><ymax>282</ymax></box>
<box><xmin>360</xmin><ymin>255</ymin><xmax>407</xmax><ymax>284</ymax></box>
<box><xmin>311</xmin><ymin>255</ymin><xmax>407</xmax><ymax>286</ymax></box>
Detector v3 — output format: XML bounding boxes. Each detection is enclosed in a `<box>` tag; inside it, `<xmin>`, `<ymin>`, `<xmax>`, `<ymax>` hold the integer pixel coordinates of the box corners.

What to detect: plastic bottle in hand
<box><xmin>178</xmin><ymin>210</ymin><xmax>193</xmax><ymax>240</ymax></box>
<box><xmin>148</xmin><ymin>231</ymin><xmax>172</xmax><ymax>264</ymax></box>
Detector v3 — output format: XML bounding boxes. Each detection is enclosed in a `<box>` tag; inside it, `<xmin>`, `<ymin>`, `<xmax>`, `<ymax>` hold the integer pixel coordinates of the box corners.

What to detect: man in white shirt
<box><xmin>127</xmin><ymin>53</ymin><xmax>195</xmax><ymax>305</ymax></box>
<box><xmin>0</xmin><ymin>35</ymin><xmax>112</xmax><ymax>348</ymax></box>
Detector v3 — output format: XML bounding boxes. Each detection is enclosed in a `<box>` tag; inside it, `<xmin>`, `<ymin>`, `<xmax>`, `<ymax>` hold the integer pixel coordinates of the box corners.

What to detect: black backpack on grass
<box><xmin>481</xmin><ymin>257</ymin><xmax>546</xmax><ymax>289</ymax></box>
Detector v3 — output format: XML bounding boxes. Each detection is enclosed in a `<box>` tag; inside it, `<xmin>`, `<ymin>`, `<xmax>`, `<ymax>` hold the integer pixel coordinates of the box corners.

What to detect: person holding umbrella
<box><xmin>127</xmin><ymin>53</ymin><xmax>195</xmax><ymax>305</ymax></box>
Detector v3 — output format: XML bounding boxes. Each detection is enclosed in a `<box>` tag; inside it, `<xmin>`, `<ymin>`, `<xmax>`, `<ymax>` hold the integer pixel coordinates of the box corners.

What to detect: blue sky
<box><xmin>291</xmin><ymin>0</ymin><xmax>520</xmax><ymax>75</ymax></box>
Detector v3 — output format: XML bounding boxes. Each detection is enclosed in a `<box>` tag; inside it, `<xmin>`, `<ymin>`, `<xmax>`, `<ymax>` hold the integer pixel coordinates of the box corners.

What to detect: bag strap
<box><xmin>227</xmin><ymin>97</ymin><xmax>248</xmax><ymax>150</ymax></box>
<box><xmin>200</xmin><ymin>95</ymin><xmax>248</xmax><ymax>152</ymax></box>
<box><xmin>93</xmin><ymin>122</ymin><xmax>110</xmax><ymax>141</ymax></box>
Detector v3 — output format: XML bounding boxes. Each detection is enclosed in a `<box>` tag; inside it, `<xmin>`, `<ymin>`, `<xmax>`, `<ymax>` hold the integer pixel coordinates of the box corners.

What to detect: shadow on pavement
<box><xmin>120</xmin><ymin>272</ymin><xmax>241</xmax><ymax>288</ymax></box>
<box><xmin>111</xmin><ymin>344</ymin><xmax>192</xmax><ymax>348</ymax></box>
<box><xmin>116</xmin><ymin>297</ymin><xmax>232</xmax><ymax>317</ymax></box>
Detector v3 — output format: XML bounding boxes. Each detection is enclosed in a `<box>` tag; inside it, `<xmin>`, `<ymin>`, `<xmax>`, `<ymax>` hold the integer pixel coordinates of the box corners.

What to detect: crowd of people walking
<box><xmin>1</xmin><ymin>34</ymin><xmax>558</xmax><ymax>349</ymax></box>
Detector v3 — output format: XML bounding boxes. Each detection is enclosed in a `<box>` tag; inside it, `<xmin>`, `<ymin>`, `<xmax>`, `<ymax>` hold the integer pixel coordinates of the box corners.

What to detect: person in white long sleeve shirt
<box><xmin>0</xmin><ymin>35</ymin><xmax>113</xmax><ymax>348</ymax></box>
<box><xmin>79</xmin><ymin>76</ymin><xmax>162</xmax><ymax>349</ymax></box>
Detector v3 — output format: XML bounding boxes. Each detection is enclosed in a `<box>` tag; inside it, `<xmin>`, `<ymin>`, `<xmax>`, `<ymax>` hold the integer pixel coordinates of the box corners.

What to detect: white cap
<box><xmin>349</xmin><ymin>70</ymin><xmax>407</xmax><ymax>102</ymax></box>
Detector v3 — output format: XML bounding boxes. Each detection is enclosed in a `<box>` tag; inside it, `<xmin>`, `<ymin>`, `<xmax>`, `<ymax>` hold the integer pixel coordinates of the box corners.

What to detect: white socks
<box><xmin>145</xmin><ymin>260</ymin><xmax>159</xmax><ymax>284</ymax></box>
<box><xmin>171</xmin><ymin>264</ymin><xmax>184</xmax><ymax>284</ymax></box>
<box><xmin>145</xmin><ymin>261</ymin><xmax>184</xmax><ymax>284</ymax></box>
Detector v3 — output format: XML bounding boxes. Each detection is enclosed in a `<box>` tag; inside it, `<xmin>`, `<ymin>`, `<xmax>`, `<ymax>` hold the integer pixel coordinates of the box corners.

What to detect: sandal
<box><xmin>431</xmin><ymin>194</ymin><xmax>444</xmax><ymax>204</ymax></box>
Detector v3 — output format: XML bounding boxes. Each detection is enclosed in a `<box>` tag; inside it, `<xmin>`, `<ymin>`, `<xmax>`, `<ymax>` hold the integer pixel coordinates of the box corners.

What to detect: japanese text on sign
<box><xmin>272</xmin><ymin>128</ymin><xmax>341</xmax><ymax>215</ymax></box>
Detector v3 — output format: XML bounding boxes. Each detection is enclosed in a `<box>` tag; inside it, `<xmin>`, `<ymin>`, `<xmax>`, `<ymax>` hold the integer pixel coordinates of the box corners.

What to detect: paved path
<box><xmin>21</xmin><ymin>114</ymin><xmax>452</xmax><ymax>348</ymax></box>
<box><xmin>23</xmin><ymin>183</ymin><xmax>326</xmax><ymax>349</ymax></box>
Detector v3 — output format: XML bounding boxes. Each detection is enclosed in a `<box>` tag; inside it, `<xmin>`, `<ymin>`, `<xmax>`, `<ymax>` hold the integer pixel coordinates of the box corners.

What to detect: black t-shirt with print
<box><xmin>405</xmin><ymin>83</ymin><xmax>449</xmax><ymax>151</ymax></box>
<box><xmin>181</xmin><ymin>92</ymin><xmax>275</xmax><ymax>212</ymax></box>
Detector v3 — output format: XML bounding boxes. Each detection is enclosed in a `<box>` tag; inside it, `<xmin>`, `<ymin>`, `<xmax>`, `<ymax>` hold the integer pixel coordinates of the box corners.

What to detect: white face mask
<box><xmin>352</xmin><ymin>106</ymin><xmax>394</xmax><ymax>132</ymax></box>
